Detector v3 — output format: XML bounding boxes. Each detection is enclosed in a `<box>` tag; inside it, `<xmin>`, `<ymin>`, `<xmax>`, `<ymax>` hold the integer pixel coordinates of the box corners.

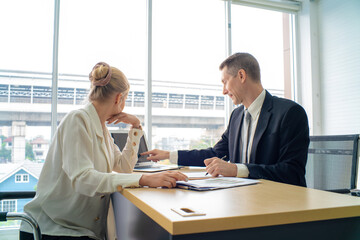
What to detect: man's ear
<box><xmin>115</xmin><ymin>93</ymin><xmax>122</xmax><ymax>104</ymax></box>
<box><xmin>238</xmin><ymin>69</ymin><xmax>246</xmax><ymax>83</ymax></box>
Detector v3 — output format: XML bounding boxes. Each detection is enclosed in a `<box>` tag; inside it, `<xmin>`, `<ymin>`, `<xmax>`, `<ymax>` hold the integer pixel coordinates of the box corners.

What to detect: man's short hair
<box><xmin>219</xmin><ymin>52</ymin><xmax>261</xmax><ymax>82</ymax></box>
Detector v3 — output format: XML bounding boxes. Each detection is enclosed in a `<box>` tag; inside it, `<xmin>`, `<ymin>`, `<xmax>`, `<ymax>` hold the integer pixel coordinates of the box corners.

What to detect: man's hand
<box><xmin>139</xmin><ymin>171</ymin><xmax>188</xmax><ymax>188</ymax></box>
<box><xmin>204</xmin><ymin>157</ymin><xmax>237</xmax><ymax>177</ymax></box>
<box><xmin>107</xmin><ymin>112</ymin><xmax>141</xmax><ymax>128</ymax></box>
<box><xmin>140</xmin><ymin>149</ymin><xmax>170</xmax><ymax>162</ymax></box>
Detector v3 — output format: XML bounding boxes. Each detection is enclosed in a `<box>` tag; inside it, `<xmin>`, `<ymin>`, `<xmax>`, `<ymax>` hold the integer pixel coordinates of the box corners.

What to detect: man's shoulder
<box><xmin>229</xmin><ymin>105</ymin><xmax>245</xmax><ymax>120</ymax></box>
<box><xmin>267</xmin><ymin>95</ymin><xmax>307</xmax><ymax>120</ymax></box>
<box><xmin>269</xmin><ymin>95</ymin><xmax>303</xmax><ymax>110</ymax></box>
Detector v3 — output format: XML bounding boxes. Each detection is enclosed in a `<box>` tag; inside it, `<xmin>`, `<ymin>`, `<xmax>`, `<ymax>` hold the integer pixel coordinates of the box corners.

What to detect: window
<box><xmin>15</xmin><ymin>174</ymin><xmax>29</xmax><ymax>183</ymax></box>
<box><xmin>152</xmin><ymin>0</ymin><xmax>226</xmax><ymax>151</ymax></box>
<box><xmin>231</xmin><ymin>5</ymin><xmax>291</xmax><ymax>99</ymax></box>
<box><xmin>58</xmin><ymin>0</ymin><xmax>146</xmax><ymax>121</ymax></box>
<box><xmin>15</xmin><ymin>174</ymin><xmax>22</xmax><ymax>182</ymax></box>
<box><xmin>1</xmin><ymin>200</ymin><xmax>17</xmax><ymax>212</ymax></box>
<box><xmin>23</xmin><ymin>174</ymin><xmax>29</xmax><ymax>182</ymax></box>
<box><xmin>0</xmin><ymin>0</ymin><xmax>53</xmax><ymax>164</ymax></box>
<box><xmin>0</xmin><ymin>1</ymin><xmax>297</xmax><ymax>171</ymax></box>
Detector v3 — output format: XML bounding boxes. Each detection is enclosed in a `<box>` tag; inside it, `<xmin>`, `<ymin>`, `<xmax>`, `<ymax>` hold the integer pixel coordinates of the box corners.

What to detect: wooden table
<box><xmin>112</xmin><ymin>169</ymin><xmax>360</xmax><ymax>240</ymax></box>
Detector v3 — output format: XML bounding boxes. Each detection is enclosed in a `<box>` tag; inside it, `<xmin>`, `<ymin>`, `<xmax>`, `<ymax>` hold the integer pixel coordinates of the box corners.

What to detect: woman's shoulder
<box><xmin>59</xmin><ymin>106</ymin><xmax>92</xmax><ymax>129</ymax></box>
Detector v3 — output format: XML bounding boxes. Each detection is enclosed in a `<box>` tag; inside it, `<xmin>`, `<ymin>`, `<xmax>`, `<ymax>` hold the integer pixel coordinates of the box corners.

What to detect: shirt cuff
<box><xmin>114</xmin><ymin>173</ymin><xmax>142</xmax><ymax>189</ymax></box>
<box><xmin>128</xmin><ymin>127</ymin><xmax>143</xmax><ymax>139</ymax></box>
<box><xmin>235</xmin><ymin>164</ymin><xmax>249</xmax><ymax>178</ymax></box>
<box><xmin>169</xmin><ymin>151</ymin><xmax>178</xmax><ymax>164</ymax></box>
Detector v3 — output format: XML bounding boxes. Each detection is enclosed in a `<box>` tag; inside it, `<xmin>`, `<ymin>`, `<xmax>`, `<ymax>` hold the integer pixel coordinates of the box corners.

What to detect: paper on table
<box><xmin>185</xmin><ymin>171</ymin><xmax>215</xmax><ymax>180</ymax></box>
<box><xmin>177</xmin><ymin>177</ymin><xmax>260</xmax><ymax>191</ymax></box>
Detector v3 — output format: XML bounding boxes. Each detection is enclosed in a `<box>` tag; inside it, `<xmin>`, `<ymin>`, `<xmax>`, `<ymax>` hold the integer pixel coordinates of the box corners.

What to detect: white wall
<box><xmin>317</xmin><ymin>0</ymin><xmax>360</xmax><ymax>135</ymax></box>
<box><xmin>298</xmin><ymin>0</ymin><xmax>360</xmax><ymax>135</ymax></box>
<box><xmin>316</xmin><ymin>0</ymin><xmax>360</xmax><ymax>189</ymax></box>
<box><xmin>298</xmin><ymin>0</ymin><xmax>360</xmax><ymax>189</ymax></box>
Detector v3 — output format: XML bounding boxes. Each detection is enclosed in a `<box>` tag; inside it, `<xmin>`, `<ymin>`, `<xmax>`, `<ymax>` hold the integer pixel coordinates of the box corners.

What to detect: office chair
<box><xmin>0</xmin><ymin>191</ymin><xmax>41</xmax><ymax>240</ymax></box>
<box><xmin>305</xmin><ymin>134</ymin><xmax>359</xmax><ymax>193</ymax></box>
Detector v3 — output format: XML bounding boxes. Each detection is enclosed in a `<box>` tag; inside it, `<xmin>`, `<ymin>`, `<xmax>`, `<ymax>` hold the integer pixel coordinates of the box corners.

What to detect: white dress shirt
<box><xmin>170</xmin><ymin>90</ymin><xmax>266</xmax><ymax>178</ymax></box>
<box><xmin>21</xmin><ymin>103</ymin><xmax>143</xmax><ymax>240</ymax></box>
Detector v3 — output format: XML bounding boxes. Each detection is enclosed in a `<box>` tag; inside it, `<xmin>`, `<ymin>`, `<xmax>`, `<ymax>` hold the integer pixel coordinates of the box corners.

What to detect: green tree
<box><xmin>190</xmin><ymin>138</ymin><xmax>212</xmax><ymax>150</ymax></box>
<box><xmin>0</xmin><ymin>135</ymin><xmax>11</xmax><ymax>162</ymax></box>
<box><xmin>0</xmin><ymin>142</ymin><xmax>11</xmax><ymax>162</ymax></box>
<box><xmin>26</xmin><ymin>141</ymin><xmax>35</xmax><ymax>160</ymax></box>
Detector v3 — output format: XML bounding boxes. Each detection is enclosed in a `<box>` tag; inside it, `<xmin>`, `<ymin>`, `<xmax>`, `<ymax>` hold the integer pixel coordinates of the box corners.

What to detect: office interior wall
<box><xmin>297</xmin><ymin>0</ymin><xmax>360</xmax><ymax>188</ymax></box>
<box><xmin>296</xmin><ymin>0</ymin><xmax>321</xmax><ymax>135</ymax></box>
<box><xmin>317</xmin><ymin>0</ymin><xmax>360</xmax><ymax>189</ymax></box>
<box><xmin>317</xmin><ymin>0</ymin><xmax>360</xmax><ymax>135</ymax></box>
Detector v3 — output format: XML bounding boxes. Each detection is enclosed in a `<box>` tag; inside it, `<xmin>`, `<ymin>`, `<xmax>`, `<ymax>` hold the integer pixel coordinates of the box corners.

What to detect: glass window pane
<box><xmin>58</xmin><ymin>0</ymin><xmax>146</xmax><ymax>120</ymax></box>
<box><xmin>0</xmin><ymin>1</ymin><xmax>53</xmax><ymax>234</ymax></box>
<box><xmin>152</xmin><ymin>0</ymin><xmax>226</xmax><ymax>151</ymax></box>
<box><xmin>23</xmin><ymin>174</ymin><xmax>29</xmax><ymax>182</ymax></box>
<box><xmin>2</xmin><ymin>200</ymin><xmax>16</xmax><ymax>212</ymax></box>
<box><xmin>0</xmin><ymin>0</ymin><xmax>53</xmax><ymax>166</ymax></box>
<box><xmin>15</xmin><ymin>175</ymin><xmax>21</xmax><ymax>183</ymax></box>
<box><xmin>231</xmin><ymin>5</ymin><xmax>288</xmax><ymax>98</ymax></box>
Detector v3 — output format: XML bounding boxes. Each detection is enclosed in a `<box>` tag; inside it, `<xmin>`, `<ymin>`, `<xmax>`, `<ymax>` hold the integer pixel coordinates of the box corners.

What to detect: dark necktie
<box><xmin>241</xmin><ymin>110</ymin><xmax>251</xmax><ymax>163</ymax></box>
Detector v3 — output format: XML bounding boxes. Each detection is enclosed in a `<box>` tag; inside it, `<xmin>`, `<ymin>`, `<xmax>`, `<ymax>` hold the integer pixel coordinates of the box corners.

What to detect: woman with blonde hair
<box><xmin>20</xmin><ymin>62</ymin><xmax>187</xmax><ymax>240</ymax></box>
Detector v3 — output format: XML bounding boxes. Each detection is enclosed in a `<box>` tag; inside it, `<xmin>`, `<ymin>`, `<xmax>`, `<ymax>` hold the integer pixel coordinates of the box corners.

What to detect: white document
<box><xmin>184</xmin><ymin>171</ymin><xmax>213</xmax><ymax>179</ymax></box>
<box><xmin>177</xmin><ymin>177</ymin><xmax>260</xmax><ymax>191</ymax></box>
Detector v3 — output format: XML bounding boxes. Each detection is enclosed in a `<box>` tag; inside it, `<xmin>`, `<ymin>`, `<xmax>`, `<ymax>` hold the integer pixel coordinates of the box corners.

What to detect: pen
<box><xmin>205</xmin><ymin>155</ymin><xmax>227</xmax><ymax>176</ymax></box>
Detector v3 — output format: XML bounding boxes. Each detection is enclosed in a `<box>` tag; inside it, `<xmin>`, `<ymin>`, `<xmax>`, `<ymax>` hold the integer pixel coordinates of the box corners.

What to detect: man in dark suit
<box><xmin>142</xmin><ymin>53</ymin><xmax>309</xmax><ymax>187</ymax></box>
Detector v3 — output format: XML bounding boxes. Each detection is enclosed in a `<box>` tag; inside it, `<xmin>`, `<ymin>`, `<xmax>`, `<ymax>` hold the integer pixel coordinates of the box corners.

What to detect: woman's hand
<box><xmin>140</xmin><ymin>149</ymin><xmax>170</xmax><ymax>162</ymax></box>
<box><xmin>139</xmin><ymin>171</ymin><xmax>188</xmax><ymax>188</ymax></box>
<box><xmin>107</xmin><ymin>112</ymin><xmax>141</xmax><ymax>128</ymax></box>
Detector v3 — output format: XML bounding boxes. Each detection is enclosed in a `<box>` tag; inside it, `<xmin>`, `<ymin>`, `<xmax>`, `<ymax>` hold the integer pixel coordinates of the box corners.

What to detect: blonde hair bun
<box><xmin>89</xmin><ymin>62</ymin><xmax>112</xmax><ymax>87</ymax></box>
<box><xmin>88</xmin><ymin>62</ymin><xmax>130</xmax><ymax>102</ymax></box>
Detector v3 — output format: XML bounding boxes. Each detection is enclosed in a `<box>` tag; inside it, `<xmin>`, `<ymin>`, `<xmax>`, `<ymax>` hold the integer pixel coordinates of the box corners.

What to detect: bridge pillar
<box><xmin>11</xmin><ymin>121</ymin><xmax>26</xmax><ymax>163</ymax></box>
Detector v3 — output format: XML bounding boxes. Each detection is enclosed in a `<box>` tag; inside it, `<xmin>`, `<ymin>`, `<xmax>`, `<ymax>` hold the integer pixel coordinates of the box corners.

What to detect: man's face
<box><xmin>221</xmin><ymin>66</ymin><xmax>243</xmax><ymax>105</ymax></box>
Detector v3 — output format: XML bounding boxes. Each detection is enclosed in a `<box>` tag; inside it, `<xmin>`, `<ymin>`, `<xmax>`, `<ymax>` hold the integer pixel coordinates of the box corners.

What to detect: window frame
<box><xmin>1</xmin><ymin>199</ymin><xmax>17</xmax><ymax>212</ymax></box>
<box><xmin>15</xmin><ymin>174</ymin><xmax>29</xmax><ymax>183</ymax></box>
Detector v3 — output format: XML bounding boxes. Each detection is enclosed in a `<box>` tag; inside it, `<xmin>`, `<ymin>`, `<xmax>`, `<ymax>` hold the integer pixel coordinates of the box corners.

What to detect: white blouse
<box><xmin>21</xmin><ymin>103</ymin><xmax>143</xmax><ymax>240</ymax></box>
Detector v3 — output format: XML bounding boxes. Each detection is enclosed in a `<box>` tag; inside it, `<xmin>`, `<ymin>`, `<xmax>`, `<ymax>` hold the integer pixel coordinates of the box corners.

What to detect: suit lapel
<box><xmin>250</xmin><ymin>91</ymin><xmax>273</xmax><ymax>163</ymax></box>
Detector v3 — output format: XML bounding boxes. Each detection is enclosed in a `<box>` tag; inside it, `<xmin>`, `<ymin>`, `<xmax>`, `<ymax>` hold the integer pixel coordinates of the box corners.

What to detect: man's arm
<box><xmin>142</xmin><ymin>134</ymin><xmax>229</xmax><ymax>166</ymax></box>
<box><xmin>143</xmin><ymin>108</ymin><xmax>239</xmax><ymax>167</ymax></box>
<box><xmin>177</xmin><ymin>119</ymin><xmax>232</xmax><ymax>166</ymax></box>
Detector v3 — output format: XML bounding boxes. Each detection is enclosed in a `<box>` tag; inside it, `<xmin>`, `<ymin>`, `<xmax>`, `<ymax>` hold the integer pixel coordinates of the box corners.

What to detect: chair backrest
<box><xmin>0</xmin><ymin>191</ymin><xmax>41</xmax><ymax>240</ymax></box>
<box><xmin>305</xmin><ymin>134</ymin><xmax>359</xmax><ymax>191</ymax></box>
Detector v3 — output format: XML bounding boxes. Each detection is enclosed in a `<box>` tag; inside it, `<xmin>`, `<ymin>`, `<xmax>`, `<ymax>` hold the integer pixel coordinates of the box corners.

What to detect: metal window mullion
<box><xmin>131</xmin><ymin>91</ymin><xmax>134</xmax><ymax>107</ymax></box>
<box><xmin>231</xmin><ymin>0</ymin><xmax>300</xmax><ymax>14</ymax></box>
<box><xmin>30</xmin><ymin>84</ymin><xmax>33</xmax><ymax>104</ymax></box>
<box><xmin>145</xmin><ymin>0</ymin><xmax>152</xmax><ymax>148</ymax></box>
<box><xmin>166</xmin><ymin>92</ymin><xmax>169</xmax><ymax>108</ymax></box>
<box><xmin>51</xmin><ymin>0</ymin><xmax>60</xmax><ymax>140</ymax></box>
<box><xmin>198</xmin><ymin>95</ymin><xmax>202</xmax><ymax>110</ymax></box>
<box><xmin>290</xmin><ymin>13</ymin><xmax>298</xmax><ymax>102</ymax></box>
<box><xmin>224</xmin><ymin>0</ymin><xmax>233</xmax><ymax>126</ymax></box>
<box><xmin>182</xmin><ymin>94</ymin><xmax>185</xmax><ymax>109</ymax></box>
<box><xmin>73</xmin><ymin>88</ymin><xmax>76</xmax><ymax>105</ymax></box>
<box><xmin>8</xmin><ymin>84</ymin><xmax>10</xmax><ymax>103</ymax></box>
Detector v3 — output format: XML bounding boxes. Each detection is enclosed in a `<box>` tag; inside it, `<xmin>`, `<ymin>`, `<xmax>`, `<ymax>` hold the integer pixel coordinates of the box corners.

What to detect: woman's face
<box><xmin>117</xmin><ymin>91</ymin><xmax>128</xmax><ymax>113</ymax></box>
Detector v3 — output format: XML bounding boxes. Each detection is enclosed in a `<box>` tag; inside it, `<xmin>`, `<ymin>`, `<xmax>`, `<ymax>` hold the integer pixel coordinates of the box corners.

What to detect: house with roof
<box><xmin>0</xmin><ymin>161</ymin><xmax>43</xmax><ymax>215</ymax></box>
<box><xmin>30</xmin><ymin>136</ymin><xmax>49</xmax><ymax>162</ymax></box>
<box><xmin>3</xmin><ymin>137</ymin><xmax>12</xmax><ymax>150</ymax></box>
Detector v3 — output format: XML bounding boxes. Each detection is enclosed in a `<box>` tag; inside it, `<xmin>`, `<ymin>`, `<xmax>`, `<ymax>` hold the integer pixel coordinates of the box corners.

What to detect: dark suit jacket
<box><xmin>178</xmin><ymin>90</ymin><xmax>309</xmax><ymax>187</ymax></box>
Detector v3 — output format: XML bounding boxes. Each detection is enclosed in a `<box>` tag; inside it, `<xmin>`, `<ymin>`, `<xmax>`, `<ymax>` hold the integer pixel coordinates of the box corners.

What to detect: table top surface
<box><xmin>118</xmin><ymin>168</ymin><xmax>360</xmax><ymax>235</ymax></box>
